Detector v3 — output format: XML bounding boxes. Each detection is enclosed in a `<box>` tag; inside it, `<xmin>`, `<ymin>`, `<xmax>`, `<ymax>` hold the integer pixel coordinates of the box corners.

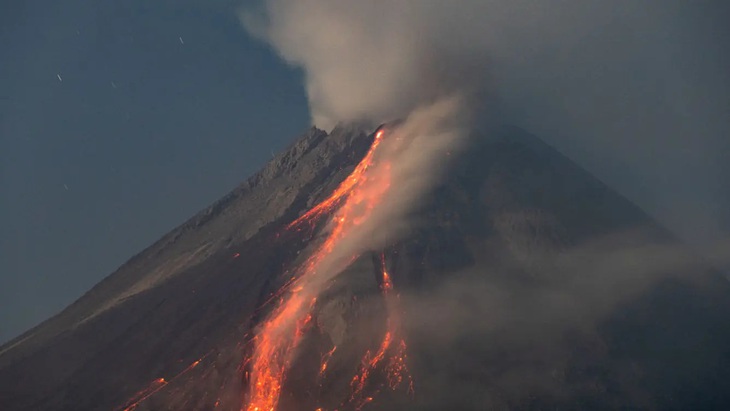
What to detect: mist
<box><xmin>241</xmin><ymin>0</ymin><xmax>729</xmax><ymax>254</ymax></box>
<box><xmin>388</xmin><ymin>229</ymin><xmax>730</xmax><ymax>409</ymax></box>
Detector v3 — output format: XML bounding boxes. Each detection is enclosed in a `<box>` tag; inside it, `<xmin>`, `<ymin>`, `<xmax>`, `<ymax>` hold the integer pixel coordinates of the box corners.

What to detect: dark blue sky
<box><xmin>0</xmin><ymin>0</ymin><xmax>309</xmax><ymax>343</ymax></box>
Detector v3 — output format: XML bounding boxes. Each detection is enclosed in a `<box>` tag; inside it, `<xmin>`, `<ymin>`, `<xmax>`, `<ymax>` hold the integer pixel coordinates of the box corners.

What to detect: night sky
<box><xmin>0</xmin><ymin>0</ymin><xmax>309</xmax><ymax>343</ymax></box>
<box><xmin>1</xmin><ymin>1</ymin><xmax>728</xmax><ymax>344</ymax></box>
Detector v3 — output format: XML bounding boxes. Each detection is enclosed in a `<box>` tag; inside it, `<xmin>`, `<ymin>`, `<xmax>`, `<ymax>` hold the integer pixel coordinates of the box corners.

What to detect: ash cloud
<box><xmin>241</xmin><ymin>0</ymin><xmax>730</xmax><ymax>252</ymax></box>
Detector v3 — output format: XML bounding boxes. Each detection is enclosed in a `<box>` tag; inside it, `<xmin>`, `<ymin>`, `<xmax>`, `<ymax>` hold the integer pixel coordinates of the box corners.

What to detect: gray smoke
<box><xmin>241</xmin><ymin>0</ymin><xmax>729</xmax><ymax>253</ymax></box>
<box><xmin>240</xmin><ymin>0</ymin><xmax>491</xmax><ymax>128</ymax></box>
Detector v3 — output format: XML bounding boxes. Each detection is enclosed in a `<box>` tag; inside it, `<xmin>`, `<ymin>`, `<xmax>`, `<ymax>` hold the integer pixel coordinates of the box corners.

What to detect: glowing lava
<box><xmin>120</xmin><ymin>378</ymin><xmax>167</xmax><ymax>411</ymax></box>
<box><xmin>346</xmin><ymin>252</ymin><xmax>413</xmax><ymax>410</ymax></box>
<box><xmin>115</xmin><ymin>355</ymin><xmax>208</xmax><ymax>411</ymax></box>
<box><xmin>286</xmin><ymin>130</ymin><xmax>386</xmax><ymax>231</ymax></box>
<box><xmin>244</xmin><ymin>129</ymin><xmax>391</xmax><ymax>411</ymax></box>
<box><xmin>319</xmin><ymin>346</ymin><xmax>337</xmax><ymax>377</ymax></box>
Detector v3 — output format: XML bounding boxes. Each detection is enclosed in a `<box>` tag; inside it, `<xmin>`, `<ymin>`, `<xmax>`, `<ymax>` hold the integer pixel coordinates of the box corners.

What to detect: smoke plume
<box><xmin>241</xmin><ymin>0</ymin><xmax>729</xmax><ymax>249</ymax></box>
<box><xmin>240</xmin><ymin>0</ymin><xmax>491</xmax><ymax>129</ymax></box>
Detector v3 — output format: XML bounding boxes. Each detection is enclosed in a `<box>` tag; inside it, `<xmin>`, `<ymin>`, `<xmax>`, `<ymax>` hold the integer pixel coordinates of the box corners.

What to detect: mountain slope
<box><xmin>1</xmin><ymin>124</ymin><xmax>728</xmax><ymax>411</ymax></box>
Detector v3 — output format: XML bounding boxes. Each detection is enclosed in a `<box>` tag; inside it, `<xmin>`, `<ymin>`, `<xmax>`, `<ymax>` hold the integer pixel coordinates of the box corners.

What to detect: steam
<box><xmin>241</xmin><ymin>0</ymin><xmax>729</xmax><ymax>249</ymax></box>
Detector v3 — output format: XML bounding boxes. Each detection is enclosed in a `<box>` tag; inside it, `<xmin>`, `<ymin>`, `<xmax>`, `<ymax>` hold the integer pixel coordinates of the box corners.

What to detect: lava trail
<box><xmin>244</xmin><ymin>129</ymin><xmax>391</xmax><ymax>411</ymax></box>
<box><xmin>346</xmin><ymin>252</ymin><xmax>413</xmax><ymax>410</ymax></box>
<box><xmin>119</xmin><ymin>378</ymin><xmax>167</xmax><ymax>411</ymax></box>
<box><xmin>116</xmin><ymin>354</ymin><xmax>208</xmax><ymax>411</ymax></box>
<box><xmin>286</xmin><ymin>129</ymin><xmax>386</xmax><ymax>231</ymax></box>
<box><xmin>318</xmin><ymin>346</ymin><xmax>338</xmax><ymax>378</ymax></box>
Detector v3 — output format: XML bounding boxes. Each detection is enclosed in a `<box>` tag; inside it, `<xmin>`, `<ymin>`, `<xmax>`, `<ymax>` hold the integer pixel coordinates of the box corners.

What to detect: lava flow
<box><xmin>318</xmin><ymin>346</ymin><xmax>338</xmax><ymax>377</ymax></box>
<box><xmin>120</xmin><ymin>378</ymin><xmax>167</xmax><ymax>411</ymax></box>
<box><xmin>346</xmin><ymin>252</ymin><xmax>413</xmax><ymax>410</ymax></box>
<box><xmin>286</xmin><ymin>129</ymin><xmax>387</xmax><ymax>231</ymax></box>
<box><xmin>244</xmin><ymin>129</ymin><xmax>392</xmax><ymax>411</ymax></box>
<box><xmin>116</xmin><ymin>354</ymin><xmax>207</xmax><ymax>411</ymax></box>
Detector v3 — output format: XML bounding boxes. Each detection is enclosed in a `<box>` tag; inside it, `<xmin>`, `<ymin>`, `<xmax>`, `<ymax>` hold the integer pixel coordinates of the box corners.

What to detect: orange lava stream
<box><xmin>319</xmin><ymin>346</ymin><xmax>338</xmax><ymax>377</ymax></box>
<box><xmin>121</xmin><ymin>378</ymin><xmax>167</xmax><ymax>411</ymax></box>
<box><xmin>349</xmin><ymin>331</ymin><xmax>393</xmax><ymax>406</ymax></box>
<box><xmin>244</xmin><ymin>130</ymin><xmax>391</xmax><ymax>411</ymax></box>
<box><xmin>243</xmin><ymin>297</ymin><xmax>316</xmax><ymax>411</ymax></box>
<box><xmin>379</xmin><ymin>255</ymin><xmax>413</xmax><ymax>395</ymax></box>
<box><xmin>286</xmin><ymin>131</ymin><xmax>386</xmax><ymax>231</ymax></box>
<box><xmin>116</xmin><ymin>354</ymin><xmax>208</xmax><ymax>411</ymax></box>
<box><xmin>346</xmin><ymin>252</ymin><xmax>413</xmax><ymax>410</ymax></box>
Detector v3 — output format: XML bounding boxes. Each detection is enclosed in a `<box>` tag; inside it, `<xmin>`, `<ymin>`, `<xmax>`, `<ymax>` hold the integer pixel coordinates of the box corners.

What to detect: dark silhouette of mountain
<box><xmin>1</xmin><ymin>124</ymin><xmax>728</xmax><ymax>411</ymax></box>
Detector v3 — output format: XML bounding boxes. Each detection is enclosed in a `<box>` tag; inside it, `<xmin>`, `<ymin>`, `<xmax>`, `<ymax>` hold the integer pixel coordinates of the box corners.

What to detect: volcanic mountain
<box><xmin>1</xmin><ymin>124</ymin><xmax>729</xmax><ymax>411</ymax></box>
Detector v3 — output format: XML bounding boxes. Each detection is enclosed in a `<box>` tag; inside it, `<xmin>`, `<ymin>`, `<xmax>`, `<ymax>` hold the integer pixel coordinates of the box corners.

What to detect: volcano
<box><xmin>1</xmin><ymin>124</ymin><xmax>729</xmax><ymax>411</ymax></box>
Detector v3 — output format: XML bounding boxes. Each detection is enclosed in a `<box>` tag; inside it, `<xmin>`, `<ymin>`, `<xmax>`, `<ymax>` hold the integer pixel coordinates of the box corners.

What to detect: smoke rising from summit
<box><xmin>242</xmin><ymin>0</ymin><xmax>729</xmax><ymax>249</ymax></box>
<box><xmin>240</xmin><ymin>0</ymin><xmax>491</xmax><ymax>129</ymax></box>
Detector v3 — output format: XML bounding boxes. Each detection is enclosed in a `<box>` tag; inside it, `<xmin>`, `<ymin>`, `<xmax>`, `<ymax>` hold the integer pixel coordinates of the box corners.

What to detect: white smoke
<box><xmin>241</xmin><ymin>1</ymin><xmax>483</xmax><ymax>315</ymax></box>
<box><xmin>240</xmin><ymin>0</ymin><xmax>491</xmax><ymax>129</ymax></box>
